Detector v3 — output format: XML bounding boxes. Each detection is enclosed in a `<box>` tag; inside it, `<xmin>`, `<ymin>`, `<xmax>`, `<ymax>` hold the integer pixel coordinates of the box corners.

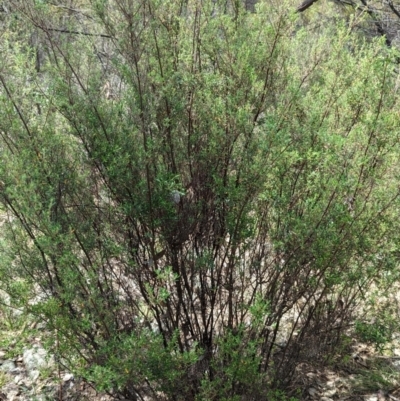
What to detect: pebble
<box><xmin>62</xmin><ymin>373</ymin><xmax>74</xmax><ymax>382</ymax></box>
<box><xmin>308</xmin><ymin>387</ymin><xmax>319</xmax><ymax>396</ymax></box>
<box><xmin>325</xmin><ymin>380</ymin><xmax>336</xmax><ymax>388</ymax></box>
<box><xmin>323</xmin><ymin>388</ymin><xmax>337</xmax><ymax>397</ymax></box>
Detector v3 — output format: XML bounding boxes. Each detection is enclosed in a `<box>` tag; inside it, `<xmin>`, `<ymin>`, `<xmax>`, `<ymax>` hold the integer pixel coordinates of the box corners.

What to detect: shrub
<box><xmin>1</xmin><ymin>0</ymin><xmax>400</xmax><ymax>399</ymax></box>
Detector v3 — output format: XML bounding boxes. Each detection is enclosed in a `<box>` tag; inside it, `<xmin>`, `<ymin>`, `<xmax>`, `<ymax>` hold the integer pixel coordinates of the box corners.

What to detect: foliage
<box><xmin>0</xmin><ymin>0</ymin><xmax>400</xmax><ymax>399</ymax></box>
<box><xmin>350</xmin><ymin>357</ymin><xmax>400</xmax><ymax>394</ymax></box>
<box><xmin>355</xmin><ymin>320</ymin><xmax>392</xmax><ymax>352</ymax></box>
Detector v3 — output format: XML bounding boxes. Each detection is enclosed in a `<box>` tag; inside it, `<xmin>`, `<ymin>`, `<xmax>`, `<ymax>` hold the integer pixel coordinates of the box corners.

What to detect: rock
<box><xmin>1</xmin><ymin>383</ymin><xmax>19</xmax><ymax>392</ymax></box>
<box><xmin>7</xmin><ymin>390</ymin><xmax>20</xmax><ymax>401</ymax></box>
<box><xmin>308</xmin><ymin>387</ymin><xmax>319</xmax><ymax>397</ymax></box>
<box><xmin>170</xmin><ymin>190</ymin><xmax>182</xmax><ymax>204</ymax></box>
<box><xmin>0</xmin><ymin>351</ymin><xmax>6</xmax><ymax>359</ymax></box>
<box><xmin>325</xmin><ymin>380</ymin><xmax>336</xmax><ymax>388</ymax></box>
<box><xmin>1</xmin><ymin>383</ymin><xmax>20</xmax><ymax>401</ymax></box>
<box><xmin>62</xmin><ymin>373</ymin><xmax>74</xmax><ymax>382</ymax></box>
<box><xmin>392</xmin><ymin>359</ymin><xmax>400</xmax><ymax>371</ymax></box>
<box><xmin>14</xmin><ymin>374</ymin><xmax>23</xmax><ymax>384</ymax></box>
<box><xmin>29</xmin><ymin>369</ymin><xmax>40</xmax><ymax>381</ymax></box>
<box><xmin>323</xmin><ymin>388</ymin><xmax>337</xmax><ymax>397</ymax></box>
<box><xmin>0</xmin><ymin>360</ymin><xmax>16</xmax><ymax>372</ymax></box>
<box><xmin>9</xmin><ymin>367</ymin><xmax>24</xmax><ymax>375</ymax></box>
<box><xmin>36</xmin><ymin>322</ymin><xmax>47</xmax><ymax>330</ymax></box>
<box><xmin>32</xmin><ymin>396</ymin><xmax>46</xmax><ymax>401</ymax></box>
<box><xmin>12</xmin><ymin>308</ymin><xmax>23</xmax><ymax>317</ymax></box>
<box><xmin>23</xmin><ymin>347</ymin><xmax>51</xmax><ymax>372</ymax></box>
<box><xmin>320</xmin><ymin>398</ymin><xmax>334</xmax><ymax>401</ymax></box>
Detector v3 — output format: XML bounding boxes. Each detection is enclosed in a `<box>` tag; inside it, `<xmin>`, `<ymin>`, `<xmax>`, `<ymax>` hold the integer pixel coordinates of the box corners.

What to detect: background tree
<box><xmin>296</xmin><ymin>0</ymin><xmax>400</xmax><ymax>49</ymax></box>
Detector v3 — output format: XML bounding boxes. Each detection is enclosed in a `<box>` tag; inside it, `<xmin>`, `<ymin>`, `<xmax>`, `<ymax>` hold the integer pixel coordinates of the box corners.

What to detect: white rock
<box><xmin>33</xmin><ymin>396</ymin><xmax>47</xmax><ymax>401</ymax></box>
<box><xmin>170</xmin><ymin>190</ymin><xmax>182</xmax><ymax>204</ymax></box>
<box><xmin>62</xmin><ymin>373</ymin><xmax>74</xmax><ymax>382</ymax></box>
<box><xmin>23</xmin><ymin>347</ymin><xmax>51</xmax><ymax>372</ymax></box>
<box><xmin>323</xmin><ymin>388</ymin><xmax>337</xmax><ymax>397</ymax></box>
<box><xmin>0</xmin><ymin>360</ymin><xmax>16</xmax><ymax>372</ymax></box>
<box><xmin>392</xmin><ymin>360</ymin><xmax>400</xmax><ymax>371</ymax></box>
<box><xmin>14</xmin><ymin>374</ymin><xmax>24</xmax><ymax>384</ymax></box>
<box><xmin>36</xmin><ymin>322</ymin><xmax>47</xmax><ymax>330</ymax></box>
<box><xmin>10</xmin><ymin>367</ymin><xmax>24</xmax><ymax>376</ymax></box>
<box><xmin>325</xmin><ymin>380</ymin><xmax>336</xmax><ymax>388</ymax></box>
<box><xmin>308</xmin><ymin>387</ymin><xmax>319</xmax><ymax>396</ymax></box>
<box><xmin>7</xmin><ymin>390</ymin><xmax>20</xmax><ymax>401</ymax></box>
<box><xmin>12</xmin><ymin>308</ymin><xmax>23</xmax><ymax>317</ymax></box>
<box><xmin>29</xmin><ymin>369</ymin><xmax>40</xmax><ymax>381</ymax></box>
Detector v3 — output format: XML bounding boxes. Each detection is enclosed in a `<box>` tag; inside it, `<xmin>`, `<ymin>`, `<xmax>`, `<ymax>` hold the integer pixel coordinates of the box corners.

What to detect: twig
<box><xmin>45</xmin><ymin>27</ymin><xmax>112</xmax><ymax>38</ymax></box>
<box><xmin>56</xmin><ymin>329</ymin><xmax>63</xmax><ymax>401</ymax></box>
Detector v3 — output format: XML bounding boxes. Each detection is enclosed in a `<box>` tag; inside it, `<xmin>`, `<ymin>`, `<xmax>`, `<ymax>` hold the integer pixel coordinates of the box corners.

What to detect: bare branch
<box><xmin>387</xmin><ymin>0</ymin><xmax>400</xmax><ymax>20</ymax></box>
<box><xmin>45</xmin><ymin>27</ymin><xmax>112</xmax><ymax>38</ymax></box>
<box><xmin>359</xmin><ymin>0</ymin><xmax>392</xmax><ymax>47</ymax></box>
